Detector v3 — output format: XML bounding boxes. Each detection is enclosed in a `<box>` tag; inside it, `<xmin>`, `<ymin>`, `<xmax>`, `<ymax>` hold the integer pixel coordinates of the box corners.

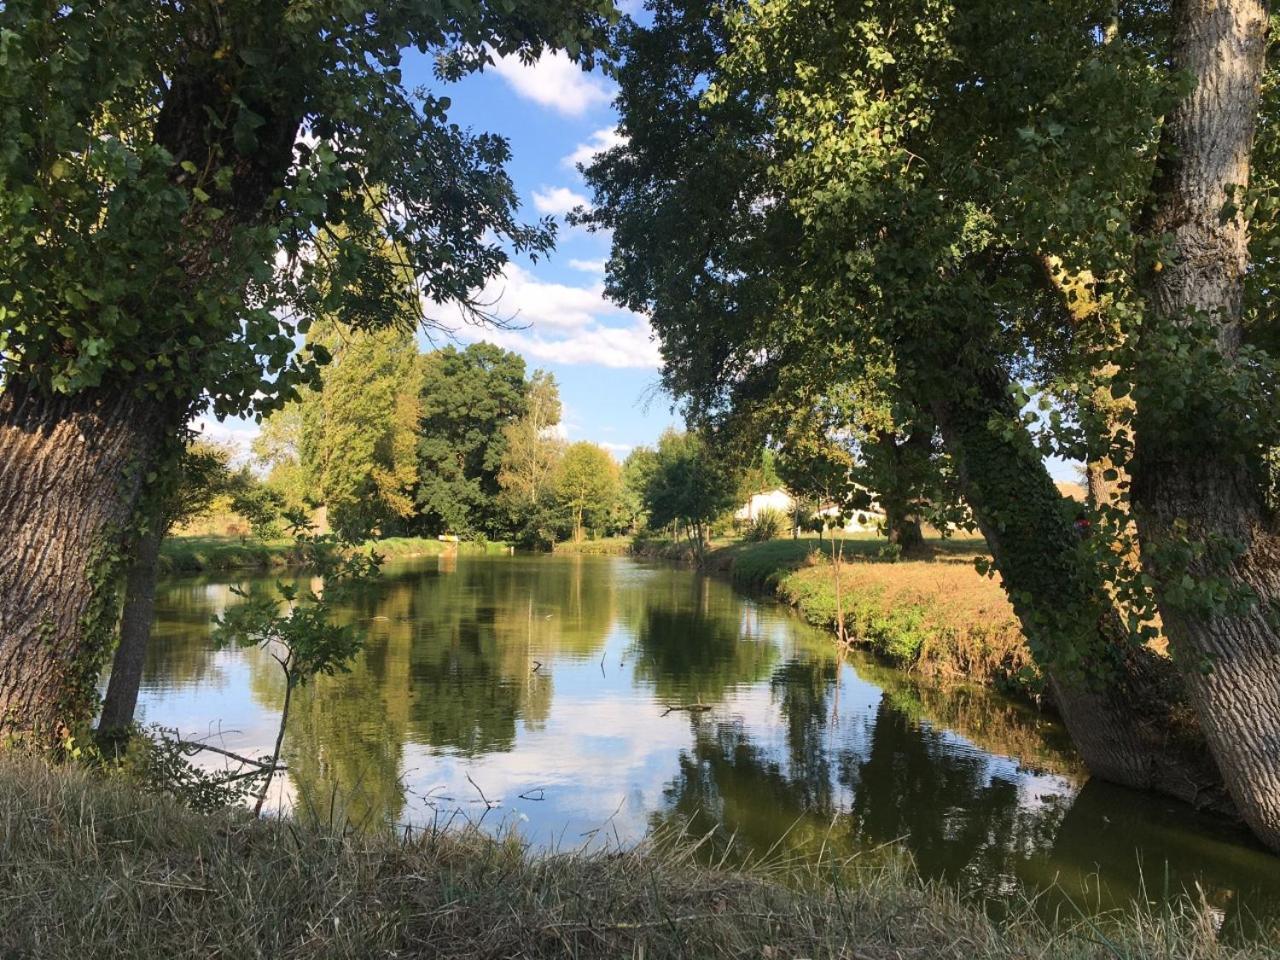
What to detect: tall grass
<box><xmin>0</xmin><ymin>758</ymin><xmax>1272</xmax><ymax>959</ymax></box>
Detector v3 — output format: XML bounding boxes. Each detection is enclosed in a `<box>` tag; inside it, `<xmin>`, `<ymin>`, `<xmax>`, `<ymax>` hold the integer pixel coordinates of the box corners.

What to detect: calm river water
<box><xmin>136</xmin><ymin>554</ymin><xmax>1280</xmax><ymax>933</ymax></box>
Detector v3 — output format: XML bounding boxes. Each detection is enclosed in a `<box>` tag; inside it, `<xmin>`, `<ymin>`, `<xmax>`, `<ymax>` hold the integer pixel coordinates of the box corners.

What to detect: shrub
<box><xmin>744</xmin><ymin>507</ymin><xmax>786</xmax><ymax>542</ymax></box>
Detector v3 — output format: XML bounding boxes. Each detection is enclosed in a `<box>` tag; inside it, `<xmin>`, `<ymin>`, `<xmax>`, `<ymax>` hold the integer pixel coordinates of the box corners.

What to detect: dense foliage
<box><xmin>582</xmin><ymin>0</ymin><xmax>1280</xmax><ymax>849</ymax></box>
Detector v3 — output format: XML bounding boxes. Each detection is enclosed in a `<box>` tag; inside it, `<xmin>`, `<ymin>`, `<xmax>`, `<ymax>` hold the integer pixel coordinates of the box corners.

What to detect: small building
<box><xmin>734</xmin><ymin>488</ymin><xmax>795</xmax><ymax>522</ymax></box>
<box><xmin>735</xmin><ymin>487</ymin><xmax>887</xmax><ymax>534</ymax></box>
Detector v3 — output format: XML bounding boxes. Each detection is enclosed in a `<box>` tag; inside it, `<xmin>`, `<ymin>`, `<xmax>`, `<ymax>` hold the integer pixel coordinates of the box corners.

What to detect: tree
<box><xmin>0</xmin><ymin>0</ymin><xmax>614</xmax><ymax>744</ymax></box>
<box><xmin>1127</xmin><ymin>0</ymin><xmax>1280</xmax><ymax>849</ymax></box>
<box><xmin>580</xmin><ymin>0</ymin><xmax>1280</xmax><ymax>845</ymax></box>
<box><xmin>253</xmin><ymin>402</ymin><xmax>311</xmax><ymax>512</ymax></box>
<box><xmin>300</xmin><ymin>321</ymin><xmax>420</xmax><ymax>540</ymax></box>
<box><xmin>644</xmin><ymin>430</ymin><xmax>736</xmax><ymax>563</ymax></box>
<box><xmin>555</xmin><ymin>441</ymin><xmax>621</xmax><ymax>541</ymax></box>
<box><xmin>414</xmin><ymin>342</ymin><xmax>530</xmax><ymax>537</ymax></box>
<box><xmin>214</xmin><ymin>516</ymin><xmax>382</xmax><ymax>815</ymax></box>
<box><xmin>619</xmin><ymin>445</ymin><xmax>659</xmax><ymax>533</ymax></box>
<box><xmin>497</xmin><ymin>370</ymin><xmax>567</xmax><ymax>547</ymax></box>
<box><xmin>99</xmin><ymin>440</ymin><xmax>241</xmax><ymax>739</ymax></box>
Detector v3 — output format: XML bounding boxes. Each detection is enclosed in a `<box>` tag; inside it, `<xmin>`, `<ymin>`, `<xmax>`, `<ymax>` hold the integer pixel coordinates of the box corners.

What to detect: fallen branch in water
<box><xmin>661</xmin><ymin>704</ymin><xmax>712</xmax><ymax>717</ymax></box>
<box><xmin>168</xmin><ymin>732</ymin><xmax>280</xmax><ymax>771</ymax></box>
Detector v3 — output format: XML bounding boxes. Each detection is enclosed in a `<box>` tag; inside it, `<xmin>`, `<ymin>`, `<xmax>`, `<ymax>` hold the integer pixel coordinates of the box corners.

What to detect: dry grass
<box><xmin>0</xmin><ymin>758</ymin><xmax>1273</xmax><ymax>960</ymax></box>
<box><xmin>702</xmin><ymin>536</ymin><xmax>1033</xmax><ymax>690</ymax></box>
<box><xmin>785</xmin><ymin>556</ymin><xmax>1030</xmax><ymax>682</ymax></box>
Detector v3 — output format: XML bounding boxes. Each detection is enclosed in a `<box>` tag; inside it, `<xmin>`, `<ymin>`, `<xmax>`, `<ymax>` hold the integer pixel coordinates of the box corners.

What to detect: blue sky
<box><xmin>200</xmin><ymin>42</ymin><xmax>677</xmax><ymax>460</ymax></box>
<box><xmin>425</xmin><ymin>45</ymin><xmax>680</xmax><ymax>457</ymax></box>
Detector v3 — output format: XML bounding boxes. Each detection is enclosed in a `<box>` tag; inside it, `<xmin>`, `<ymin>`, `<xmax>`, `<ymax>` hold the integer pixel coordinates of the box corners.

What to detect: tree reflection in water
<box><xmin>140</xmin><ymin>555</ymin><xmax>1280</xmax><ymax>936</ymax></box>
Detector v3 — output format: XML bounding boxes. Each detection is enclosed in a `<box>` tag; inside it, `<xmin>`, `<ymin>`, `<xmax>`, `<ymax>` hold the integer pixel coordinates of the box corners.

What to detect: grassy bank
<box><xmin>551</xmin><ymin>536</ymin><xmax>635</xmax><ymax>555</ymax></box>
<box><xmin>159</xmin><ymin>534</ymin><xmax>509</xmax><ymax>574</ymax></box>
<box><xmin>1</xmin><ymin>759</ymin><xmax>1269</xmax><ymax>959</ymax></box>
<box><xmin>639</xmin><ymin>535</ymin><xmax>1034</xmax><ymax>695</ymax></box>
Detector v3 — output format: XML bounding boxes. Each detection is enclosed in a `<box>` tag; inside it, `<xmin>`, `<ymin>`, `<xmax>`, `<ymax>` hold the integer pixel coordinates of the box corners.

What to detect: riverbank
<box><xmin>637</xmin><ymin>535</ymin><xmax>1035</xmax><ymax>696</ymax></box>
<box><xmin>551</xmin><ymin>536</ymin><xmax>634</xmax><ymax>555</ymax></box>
<box><xmin>1</xmin><ymin>758</ymin><xmax>1269</xmax><ymax>959</ymax></box>
<box><xmin>159</xmin><ymin>534</ymin><xmax>509</xmax><ymax>574</ymax></box>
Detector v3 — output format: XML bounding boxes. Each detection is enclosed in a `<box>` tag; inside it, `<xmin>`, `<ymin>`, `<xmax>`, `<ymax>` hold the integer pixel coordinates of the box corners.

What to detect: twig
<box><xmin>661</xmin><ymin>704</ymin><xmax>712</xmax><ymax>717</ymax></box>
<box><xmin>466</xmin><ymin>772</ymin><xmax>499</xmax><ymax>809</ymax></box>
<box><xmin>175</xmin><ymin>739</ymin><xmax>276</xmax><ymax>770</ymax></box>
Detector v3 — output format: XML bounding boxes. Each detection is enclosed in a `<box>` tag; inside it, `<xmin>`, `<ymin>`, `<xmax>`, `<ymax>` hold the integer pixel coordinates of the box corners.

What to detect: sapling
<box><xmin>213</xmin><ymin>512</ymin><xmax>381</xmax><ymax>815</ymax></box>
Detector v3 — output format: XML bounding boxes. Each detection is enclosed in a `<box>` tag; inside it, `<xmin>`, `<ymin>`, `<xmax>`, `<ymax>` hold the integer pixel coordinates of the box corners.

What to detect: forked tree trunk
<box><xmin>0</xmin><ymin>383</ymin><xmax>167</xmax><ymax>746</ymax></box>
<box><xmin>1132</xmin><ymin>0</ymin><xmax>1280</xmax><ymax>849</ymax></box>
<box><xmin>931</xmin><ymin>362</ymin><xmax>1232</xmax><ymax>815</ymax></box>
<box><xmin>97</xmin><ymin>514</ymin><xmax>166</xmax><ymax>739</ymax></box>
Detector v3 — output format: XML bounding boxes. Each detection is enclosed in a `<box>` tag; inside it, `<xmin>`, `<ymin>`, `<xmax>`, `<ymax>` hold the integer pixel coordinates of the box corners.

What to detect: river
<box><xmin>134</xmin><ymin>553</ymin><xmax>1280</xmax><ymax>935</ymax></box>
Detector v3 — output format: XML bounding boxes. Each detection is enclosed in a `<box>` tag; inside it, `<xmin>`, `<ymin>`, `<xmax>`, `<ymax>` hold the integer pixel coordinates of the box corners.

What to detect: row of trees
<box><xmin>577</xmin><ymin>0</ymin><xmax>1280</xmax><ymax>850</ymax></box>
<box><xmin>252</xmin><ymin>335</ymin><xmax>637</xmax><ymax>546</ymax></box>
<box><xmin>249</xmin><ymin>330</ymin><xmax>762</xmax><ymax>551</ymax></box>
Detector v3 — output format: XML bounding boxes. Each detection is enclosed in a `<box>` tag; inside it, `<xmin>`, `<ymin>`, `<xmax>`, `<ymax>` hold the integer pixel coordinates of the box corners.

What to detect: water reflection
<box><xmin>133</xmin><ymin>555</ymin><xmax>1280</xmax><ymax>933</ymax></box>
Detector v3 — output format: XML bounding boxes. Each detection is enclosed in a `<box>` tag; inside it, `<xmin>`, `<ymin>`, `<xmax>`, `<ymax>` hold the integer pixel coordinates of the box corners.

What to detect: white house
<box><xmin>734</xmin><ymin>488</ymin><xmax>795</xmax><ymax>522</ymax></box>
<box><xmin>735</xmin><ymin>487</ymin><xmax>886</xmax><ymax>533</ymax></box>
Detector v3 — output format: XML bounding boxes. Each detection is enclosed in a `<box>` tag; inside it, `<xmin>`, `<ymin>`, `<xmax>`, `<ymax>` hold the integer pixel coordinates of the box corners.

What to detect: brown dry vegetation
<box><xmin>696</xmin><ymin>536</ymin><xmax>1035</xmax><ymax>693</ymax></box>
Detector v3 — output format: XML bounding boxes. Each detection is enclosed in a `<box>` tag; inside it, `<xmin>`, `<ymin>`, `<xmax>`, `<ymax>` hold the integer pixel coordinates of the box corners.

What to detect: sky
<box><xmin>416</xmin><ymin>45</ymin><xmax>678</xmax><ymax>458</ymax></box>
<box><xmin>195</xmin><ymin>39</ymin><xmax>1078</xmax><ymax>482</ymax></box>
<box><xmin>198</xmin><ymin>42</ymin><xmax>676</xmax><ymax>461</ymax></box>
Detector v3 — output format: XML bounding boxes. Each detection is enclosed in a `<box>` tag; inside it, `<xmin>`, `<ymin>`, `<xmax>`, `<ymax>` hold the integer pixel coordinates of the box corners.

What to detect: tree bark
<box><xmin>0</xmin><ymin>383</ymin><xmax>168</xmax><ymax>745</ymax></box>
<box><xmin>1131</xmin><ymin>0</ymin><xmax>1280</xmax><ymax>849</ymax></box>
<box><xmin>97</xmin><ymin>514</ymin><xmax>165</xmax><ymax>739</ymax></box>
<box><xmin>930</xmin><ymin>361</ymin><xmax>1233</xmax><ymax>815</ymax></box>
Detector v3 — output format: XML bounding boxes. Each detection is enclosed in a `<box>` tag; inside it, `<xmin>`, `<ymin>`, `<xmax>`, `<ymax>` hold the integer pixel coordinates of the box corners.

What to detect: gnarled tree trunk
<box><xmin>0</xmin><ymin>383</ymin><xmax>168</xmax><ymax>745</ymax></box>
<box><xmin>931</xmin><ymin>361</ymin><xmax>1232</xmax><ymax>815</ymax></box>
<box><xmin>1132</xmin><ymin>0</ymin><xmax>1280</xmax><ymax>849</ymax></box>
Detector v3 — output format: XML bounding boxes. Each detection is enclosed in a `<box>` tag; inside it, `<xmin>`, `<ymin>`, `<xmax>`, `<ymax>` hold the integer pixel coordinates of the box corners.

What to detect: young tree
<box><xmin>415</xmin><ymin>343</ymin><xmax>529</xmax><ymax>537</ymax></box>
<box><xmin>0</xmin><ymin>0</ymin><xmax>613</xmax><ymax>744</ymax></box>
<box><xmin>555</xmin><ymin>441</ymin><xmax>621</xmax><ymax>541</ymax></box>
<box><xmin>644</xmin><ymin>430</ymin><xmax>736</xmax><ymax>563</ymax></box>
<box><xmin>497</xmin><ymin>370</ymin><xmax>567</xmax><ymax>547</ymax></box>
<box><xmin>214</xmin><ymin>516</ymin><xmax>382</xmax><ymax>815</ymax></box>
<box><xmin>300</xmin><ymin>322</ymin><xmax>420</xmax><ymax>540</ymax></box>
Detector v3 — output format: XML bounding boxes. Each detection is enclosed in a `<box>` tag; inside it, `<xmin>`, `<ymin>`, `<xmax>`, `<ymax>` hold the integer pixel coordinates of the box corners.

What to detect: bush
<box><xmin>744</xmin><ymin>507</ymin><xmax>786</xmax><ymax>542</ymax></box>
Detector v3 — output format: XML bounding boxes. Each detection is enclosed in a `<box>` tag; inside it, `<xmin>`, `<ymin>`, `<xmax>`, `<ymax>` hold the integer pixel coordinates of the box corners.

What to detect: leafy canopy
<box><xmin>0</xmin><ymin>0</ymin><xmax>615</xmax><ymax>419</ymax></box>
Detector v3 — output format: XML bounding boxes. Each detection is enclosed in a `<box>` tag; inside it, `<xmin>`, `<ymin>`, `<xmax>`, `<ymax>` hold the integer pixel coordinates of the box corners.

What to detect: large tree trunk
<box><xmin>930</xmin><ymin>361</ymin><xmax>1233</xmax><ymax>815</ymax></box>
<box><xmin>873</xmin><ymin>430</ymin><xmax>925</xmax><ymax>552</ymax></box>
<box><xmin>0</xmin><ymin>384</ymin><xmax>167</xmax><ymax>746</ymax></box>
<box><xmin>97</xmin><ymin>515</ymin><xmax>165</xmax><ymax>740</ymax></box>
<box><xmin>1131</xmin><ymin>0</ymin><xmax>1280</xmax><ymax>849</ymax></box>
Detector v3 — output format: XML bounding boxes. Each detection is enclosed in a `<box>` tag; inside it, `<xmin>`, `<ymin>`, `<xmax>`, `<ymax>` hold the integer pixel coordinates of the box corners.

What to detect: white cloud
<box><xmin>483</xmin><ymin>319</ymin><xmax>661</xmax><ymax>370</ymax></box>
<box><xmin>532</xmin><ymin>185</ymin><xmax>591</xmax><ymax>217</ymax></box>
<box><xmin>490</xmin><ymin>50</ymin><xmax>613</xmax><ymax>117</ymax></box>
<box><xmin>192</xmin><ymin>414</ymin><xmax>259</xmax><ymax>462</ymax></box>
<box><xmin>599</xmin><ymin>441</ymin><xmax>633</xmax><ymax>457</ymax></box>
<box><xmin>568</xmin><ymin>258</ymin><xmax>606</xmax><ymax>274</ymax></box>
<box><xmin>461</xmin><ymin>262</ymin><xmax>610</xmax><ymax>330</ymax></box>
<box><xmin>441</xmin><ymin>263</ymin><xmax>661</xmax><ymax>370</ymax></box>
<box><xmin>562</xmin><ymin>127</ymin><xmax>627</xmax><ymax>171</ymax></box>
